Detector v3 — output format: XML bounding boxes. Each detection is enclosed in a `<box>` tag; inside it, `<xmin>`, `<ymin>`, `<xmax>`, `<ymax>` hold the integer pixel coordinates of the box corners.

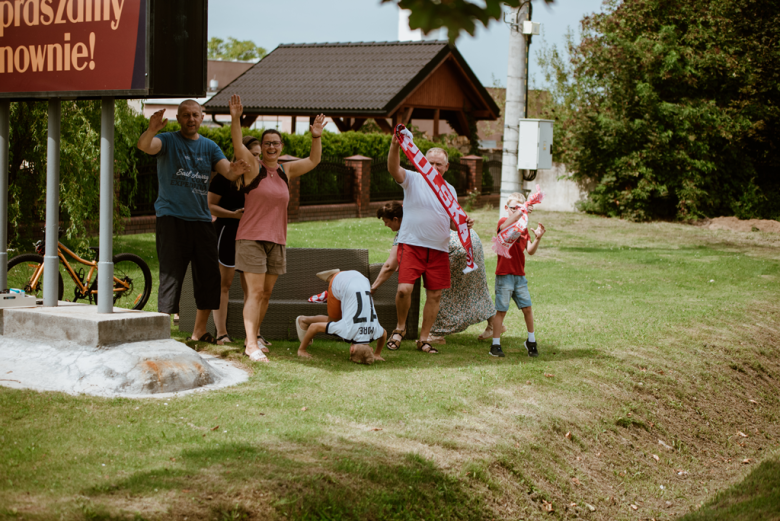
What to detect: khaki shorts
<box><xmin>235</xmin><ymin>240</ymin><xmax>287</xmax><ymax>275</ymax></box>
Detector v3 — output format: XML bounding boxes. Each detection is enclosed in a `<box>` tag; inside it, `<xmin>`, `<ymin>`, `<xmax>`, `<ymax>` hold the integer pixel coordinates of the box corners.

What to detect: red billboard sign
<box><xmin>0</xmin><ymin>0</ymin><xmax>147</xmax><ymax>97</ymax></box>
<box><xmin>0</xmin><ymin>0</ymin><xmax>208</xmax><ymax>100</ymax></box>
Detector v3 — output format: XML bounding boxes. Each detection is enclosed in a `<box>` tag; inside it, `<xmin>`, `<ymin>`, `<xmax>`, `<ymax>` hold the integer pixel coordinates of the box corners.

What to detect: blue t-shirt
<box><xmin>154</xmin><ymin>132</ymin><xmax>227</xmax><ymax>221</ymax></box>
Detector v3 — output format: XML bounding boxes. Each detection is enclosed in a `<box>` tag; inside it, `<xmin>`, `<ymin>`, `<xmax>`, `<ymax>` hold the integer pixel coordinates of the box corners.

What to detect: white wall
<box><xmin>523</xmin><ymin>163</ymin><xmax>590</xmax><ymax>212</ymax></box>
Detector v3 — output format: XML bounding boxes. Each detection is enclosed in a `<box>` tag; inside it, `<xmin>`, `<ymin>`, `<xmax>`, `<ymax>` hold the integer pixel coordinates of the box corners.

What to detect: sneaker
<box><xmin>524</xmin><ymin>340</ymin><xmax>539</xmax><ymax>357</ymax></box>
<box><xmin>489</xmin><ymin>344</ymin><xmax>505</xmax><ymax>357</ymax></box>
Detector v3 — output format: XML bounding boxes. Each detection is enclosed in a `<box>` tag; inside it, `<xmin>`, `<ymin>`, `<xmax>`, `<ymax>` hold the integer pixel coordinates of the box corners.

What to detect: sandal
<box><xmin>194</xmin><ymin>332</ymin><xmax>220</xmax><ymax>345</ymax></box>
<box><xmin>258</xmin><ymin>334</ymin><xmax>272</xmax><ymax>347</ymax></box>
<box><xmin>216</xmin><ymin>334</ymin><xmax>233</xmax><ymax>344</ymax></box>
<box><xmin>386</xmin><ymin>329</ymin><xmax>406</xmax><ymax>351</ymax></box>
<box><xmin>416</xmin><ymin>340</ymin><xmax>439</xmax><ymax>354</ymax></box>
<box><xmin>243</xmin><ymin>349</ymin><xmax>269</xmax><ymax>363</ymax></box>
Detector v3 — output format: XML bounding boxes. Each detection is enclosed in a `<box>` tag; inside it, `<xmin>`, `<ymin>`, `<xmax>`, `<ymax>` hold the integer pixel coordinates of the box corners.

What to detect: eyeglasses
<box><xmin>262</xmin><ymin>141</ymin><xmax>282</xmax><ymax>147</ymax></box>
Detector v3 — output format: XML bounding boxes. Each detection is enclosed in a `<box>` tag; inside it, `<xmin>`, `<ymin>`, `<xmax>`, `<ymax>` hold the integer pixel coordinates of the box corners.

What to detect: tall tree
<box><xmin>540</xmin><ymin>0</ymin><xmax>780</xmax><ymax>221</ymax></box>
<box><xmin>7</xmin><ymin>101</ymin><xmax>144</xmax><ymax>250</ymax></box>
<box><xmin>383</xmin><ymin>0</ymin><xmax>554</xmax><ymax>41</ymax></box>
<box><xmin>208</xmin><ymin>37</ymin><xmax>266</xmax><ymax>62</ymax></box>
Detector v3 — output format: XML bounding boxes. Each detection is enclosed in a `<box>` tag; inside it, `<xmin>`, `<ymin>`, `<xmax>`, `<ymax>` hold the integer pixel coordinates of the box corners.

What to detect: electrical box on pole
<box><xmin>517</xmin><ymin>119</ymin><xmax>554</xmax><ymax>170</ymax></box>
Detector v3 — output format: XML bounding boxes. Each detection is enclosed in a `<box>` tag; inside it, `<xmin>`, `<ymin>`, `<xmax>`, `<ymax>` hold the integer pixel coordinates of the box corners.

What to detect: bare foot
<box><xmin>297</xmin><ymin>349</ymin><xmax>313</xmax><ymax>359</ymax></box>
<box><xmin>260</xmin><ymin>346</ymin><xmax>270</xmax><ymax>354</ymax></box>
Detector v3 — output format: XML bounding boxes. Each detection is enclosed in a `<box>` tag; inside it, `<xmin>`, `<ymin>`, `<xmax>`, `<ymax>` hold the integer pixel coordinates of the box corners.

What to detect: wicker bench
<box><xmin>179</xmin><ymin>248</ymin><xmax>420</xmax><ymax>341</ymax></box>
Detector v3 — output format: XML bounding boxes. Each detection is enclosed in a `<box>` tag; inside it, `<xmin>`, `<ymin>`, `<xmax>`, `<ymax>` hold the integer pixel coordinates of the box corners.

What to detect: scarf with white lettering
<box><xmin>492</xmin><ymin>185</ymin><xmax>544</xmax><ymax>258</ymax></box>
<box><xmin>394</xmin><ymin>125</ymin><xmax>476</xmax><ymax>274</ymax></box>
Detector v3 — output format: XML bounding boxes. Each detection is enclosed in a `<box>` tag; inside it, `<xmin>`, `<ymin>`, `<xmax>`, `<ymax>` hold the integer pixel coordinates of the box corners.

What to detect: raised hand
<box><xmin>229</xmin><ymin>158</ymin><xmax>250</xmax><ymax>177</ymax></box>
<box><xmin>532</xmin><ymin>222</ymin><xmax>546</xmax><ymax>238</ymax></box>
<box><xmin>229</xmin><ymin>94</ymin><xmax>243</xmax><ymax>120</ymax></box>
<box><xmin>310</xmin><ymin>114</ymin><xmax>326</xmax><ymax>137</ymax></box>
<box><xmin>148</xmin><ymin>109</ymin><xmax>168</xmax><ymax>133</ymax></box>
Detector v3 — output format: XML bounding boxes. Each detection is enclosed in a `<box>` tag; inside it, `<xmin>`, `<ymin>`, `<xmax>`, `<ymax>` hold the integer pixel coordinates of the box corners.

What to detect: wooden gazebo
<box><xmin>204</xmin><ymin>41</ymin><xmax>500</xmax><ymax>137</ymax></box>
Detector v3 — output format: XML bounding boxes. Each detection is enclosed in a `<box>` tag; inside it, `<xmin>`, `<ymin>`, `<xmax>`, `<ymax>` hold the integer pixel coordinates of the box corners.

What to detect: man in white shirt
<box><xmin>296</xmin><ymin>269</ymin><xmax>387</xmax><ymax>364</ymax></box>
<box><xmin>386</xmin><ymin>138</ymin><xmax>473</xmax><ymax>354</ymax></box>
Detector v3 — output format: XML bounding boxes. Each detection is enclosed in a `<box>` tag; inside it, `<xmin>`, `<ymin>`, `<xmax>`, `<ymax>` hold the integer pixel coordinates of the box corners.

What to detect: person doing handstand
<box><xmin>296</xmin><ymin>269</ymin><xmax>387</xmax><ymax>364</ymax></box>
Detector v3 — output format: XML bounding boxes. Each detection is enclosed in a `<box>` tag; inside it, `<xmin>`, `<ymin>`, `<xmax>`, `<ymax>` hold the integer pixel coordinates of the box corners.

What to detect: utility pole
<box><xmin>499</xmin><ymin>2</ymin><xmax>532</xmax><ymax>217</ymax></box>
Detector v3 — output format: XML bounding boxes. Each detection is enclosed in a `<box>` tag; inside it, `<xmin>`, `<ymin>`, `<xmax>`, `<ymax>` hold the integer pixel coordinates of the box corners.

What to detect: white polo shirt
<box><xmin>395</xmin><ymin>169</ymin><xmax>457</xmax><ymax>253</ymax></box>
<box><xmin>326</xmin><ymin>271</ymin><xmax>383</xmax><ymax>344</ymax></box>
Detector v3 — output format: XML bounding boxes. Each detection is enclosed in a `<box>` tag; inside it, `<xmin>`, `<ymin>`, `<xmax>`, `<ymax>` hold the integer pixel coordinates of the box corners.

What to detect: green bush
<box><xmin>181</xmin><ymin>124</ymin><xmax>462</xmax><ymax>163</ymax></box>
<box><xmin>538</xmin><ymin>0</ymin><xmax>780</xmax><ymax>221</ymax></box>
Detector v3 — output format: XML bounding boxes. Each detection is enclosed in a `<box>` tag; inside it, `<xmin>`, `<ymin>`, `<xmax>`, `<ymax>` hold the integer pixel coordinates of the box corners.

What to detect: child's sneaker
<box><xmin>524</xmin><ymin>339</ymin><xmax>539</xmax><ymax>357</ymax></box>
<box><xmin>489</xmin><ymin>344</ymin><xmax>505</xmax><ymax>357</ymax></box>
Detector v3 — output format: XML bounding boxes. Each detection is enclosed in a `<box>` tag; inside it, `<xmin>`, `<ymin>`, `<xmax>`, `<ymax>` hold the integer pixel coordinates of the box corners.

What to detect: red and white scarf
<box><xmin>492</xmin><ymin>185</ymin><xmax>544</xmax><ymax>258</ymax></box>
<box><xmin>394</xmin><ymin>125</ymin><xmax>476</xmax><ymax>274</ymax></box>
<box><xmin>308</xmin><ymin>291</ymin><xmax>328</xmax><ymax>303</ymax></box>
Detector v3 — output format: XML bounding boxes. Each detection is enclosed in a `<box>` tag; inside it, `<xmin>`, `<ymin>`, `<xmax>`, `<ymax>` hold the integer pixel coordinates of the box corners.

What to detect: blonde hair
<box><xmin>350</xmin><ymin>344</ymin><xmax>374</xmax><ymax>365</ymax></box>
<box><xmin>506</xmin><ymin>192</ymin><xmax>526</xmax><ymax>206</ymax></box>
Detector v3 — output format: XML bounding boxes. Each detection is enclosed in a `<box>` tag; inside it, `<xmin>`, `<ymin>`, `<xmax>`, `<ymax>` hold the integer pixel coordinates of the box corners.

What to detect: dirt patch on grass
<box><xmin>703</xmin><ymin>217</ymin><xmax>780</xmax><ymax>234</ymax></box>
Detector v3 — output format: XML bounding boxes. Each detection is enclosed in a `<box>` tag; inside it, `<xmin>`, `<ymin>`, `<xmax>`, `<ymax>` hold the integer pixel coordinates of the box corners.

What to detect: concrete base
<box><xmin>0</xmin><ymin>302</ymin><xmax>169</xmax><ymax>347</ymax></box>
<box><xmin>0</xmin><ymin>336</ymin><xmax>249</xmax><ymax>398</ymax></box>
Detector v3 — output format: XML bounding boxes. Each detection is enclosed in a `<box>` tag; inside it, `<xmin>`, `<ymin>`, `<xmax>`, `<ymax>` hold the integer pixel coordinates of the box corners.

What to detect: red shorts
<box><xmin>397</xmin><ymin>243</ymin><xmax>451</xmax><ymax>290</ymax></box>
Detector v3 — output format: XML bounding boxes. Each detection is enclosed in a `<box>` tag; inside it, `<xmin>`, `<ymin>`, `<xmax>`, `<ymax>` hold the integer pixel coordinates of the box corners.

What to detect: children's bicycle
<box><xmin>7</xmin><ymin>239</ymin><xmax>153</xmax><ymax>311</ymax></box>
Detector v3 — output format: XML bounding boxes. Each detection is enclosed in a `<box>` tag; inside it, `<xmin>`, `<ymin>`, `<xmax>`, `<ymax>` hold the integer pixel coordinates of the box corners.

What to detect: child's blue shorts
<box><xmin>495</xmin><ymin>274</ymin><xmax>532</xmax><ymax>311</ymax></box>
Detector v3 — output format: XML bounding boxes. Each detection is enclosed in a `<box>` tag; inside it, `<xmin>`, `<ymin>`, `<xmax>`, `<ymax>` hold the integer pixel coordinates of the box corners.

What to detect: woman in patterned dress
<box><xmin>429</xmin><ymin>229</ymin><xmax>497</xmax><ymax>343</ymax></box>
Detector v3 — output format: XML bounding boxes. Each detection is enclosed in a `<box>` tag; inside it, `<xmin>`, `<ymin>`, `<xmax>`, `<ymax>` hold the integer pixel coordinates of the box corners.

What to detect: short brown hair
<box><xmin>376</xmin><ymin>201</ymin><xmax>403</xmax><ymax>221</ymax></box>
<box><xmin>350</xmin><ymin>344</ymin><xmax>374</xmax><ymax>365</ymax></box>
<box><xmin>260</xmin><ymin>128</ymin><xmax>283</xmax><ymax>143</ymax></box>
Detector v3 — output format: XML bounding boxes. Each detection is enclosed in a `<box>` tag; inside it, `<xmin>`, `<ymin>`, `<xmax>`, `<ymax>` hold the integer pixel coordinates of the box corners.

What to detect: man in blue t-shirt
<box><xmin>137</xmin><ymin>100</ymin><xmax>247</xmax><ymax>344</ymax></box>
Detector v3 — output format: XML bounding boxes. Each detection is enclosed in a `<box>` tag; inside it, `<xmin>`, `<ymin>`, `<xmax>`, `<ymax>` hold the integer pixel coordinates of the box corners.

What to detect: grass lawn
<box><xmin>1</xmin><ymin>208</ymin><xmax>779</xmax><ymax>520</ymax></box>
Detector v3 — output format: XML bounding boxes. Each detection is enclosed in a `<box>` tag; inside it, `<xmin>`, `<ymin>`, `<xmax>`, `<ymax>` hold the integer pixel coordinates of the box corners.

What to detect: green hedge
<box><xmin>155</xmin><ymin>121</ymin><xmax>461</xmax><ymax>163</ymax></box>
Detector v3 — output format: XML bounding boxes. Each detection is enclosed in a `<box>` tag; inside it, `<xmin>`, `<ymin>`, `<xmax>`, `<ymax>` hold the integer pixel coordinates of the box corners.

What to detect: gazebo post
<box><xmin>291</xmin><ymin>115</ymin><xmax>297</xmax><ymax>134</ymax></box>
<box><xmin>43</xmin><ymin>99</ymin><xmax>61</xmax><ymax>307</ymax></box>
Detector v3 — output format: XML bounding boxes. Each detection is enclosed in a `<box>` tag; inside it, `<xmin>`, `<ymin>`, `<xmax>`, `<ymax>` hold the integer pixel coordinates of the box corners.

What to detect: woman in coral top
<box><xmin>229</xmin><ymin>94</ymin><xmax>325</xmax><ymax>362</ymax></box>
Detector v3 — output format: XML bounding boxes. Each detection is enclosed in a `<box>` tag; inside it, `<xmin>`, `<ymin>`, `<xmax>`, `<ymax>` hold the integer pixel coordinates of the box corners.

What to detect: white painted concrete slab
<box><xmin>0</xmin><ymin>336</ymin><xmax>249</xmax><ymax>398</ymax></box>
<box><xmin>1</xmin><ymin>303</ymin><xmax>169</xmax><ymax>347</ymax></box>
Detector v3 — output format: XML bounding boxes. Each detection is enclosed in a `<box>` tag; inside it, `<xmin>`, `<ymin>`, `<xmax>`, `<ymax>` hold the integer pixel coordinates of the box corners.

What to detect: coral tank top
<box><xmin>235</xmin><ymin>163</ymin><xmax>290</xmax><ymax>245</ymax></box>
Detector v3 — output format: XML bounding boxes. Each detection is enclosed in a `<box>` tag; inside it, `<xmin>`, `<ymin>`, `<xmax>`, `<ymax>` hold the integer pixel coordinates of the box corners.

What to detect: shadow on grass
<box><xmin>677</xmin><ymin>457</ymin><xmax>780</xmax><ymax>521</ymax></box>
<box><xmin>84</xmin><ymin>441</ymin><xmax>486</xmax><ymax>520</ymax></box>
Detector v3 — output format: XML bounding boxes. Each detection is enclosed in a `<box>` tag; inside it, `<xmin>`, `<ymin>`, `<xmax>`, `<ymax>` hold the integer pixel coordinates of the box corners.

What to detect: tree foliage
<box><xmin>7</xmin><ymin>100</ymin><xmax>144</xmax><ymax>250</ymax></box>
<box><xmin>539</xmin><ymin>0</ymin><xmax>780</xmax><ymax>221</ymax></box>
<box><xmin>384</xmin><ymin>0</ymin><xmax>553</xmax><ymax>42</ymax></box>
<box><xmin>207</xmin><ymin>37</ymin><xmax>266</xmax><ymax>62</ymax></box>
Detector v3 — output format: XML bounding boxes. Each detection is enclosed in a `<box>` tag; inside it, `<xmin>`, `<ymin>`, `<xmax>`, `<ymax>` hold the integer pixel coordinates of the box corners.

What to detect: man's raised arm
<box><xmin>387</xmin><ymin>133</ymin><xmax>406</xmax><ymax>184</ymax></box>
<box><xmin>136</xmin><ymin>109</ymin><xmax>167</xmax><ymax>155</ymax></box>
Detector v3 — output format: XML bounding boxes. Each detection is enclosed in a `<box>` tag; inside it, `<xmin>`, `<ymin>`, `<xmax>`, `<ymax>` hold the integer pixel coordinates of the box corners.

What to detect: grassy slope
<box><xmin>1</xmin><ymin>208</ymin><xmax>779</xmax><ymax>520</ymax></box>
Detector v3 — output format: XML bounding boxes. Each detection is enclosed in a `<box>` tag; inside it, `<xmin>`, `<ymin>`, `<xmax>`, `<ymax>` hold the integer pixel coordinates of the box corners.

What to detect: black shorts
<box><xmin>156</xmin><ymin>216</ymin><xmax>221</xmax><ymax>314</ymax></box>
<box><xmin>214</xmin><ymin>220</ymin><xmax>239</xmax><ymax>268</ymax></box>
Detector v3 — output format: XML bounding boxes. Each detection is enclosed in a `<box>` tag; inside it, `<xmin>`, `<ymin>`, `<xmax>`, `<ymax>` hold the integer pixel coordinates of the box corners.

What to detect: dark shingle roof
<box><xmin>204</xmin><ymin>41</ymin><xmax>498</xmax><ymax>117</ymax></box>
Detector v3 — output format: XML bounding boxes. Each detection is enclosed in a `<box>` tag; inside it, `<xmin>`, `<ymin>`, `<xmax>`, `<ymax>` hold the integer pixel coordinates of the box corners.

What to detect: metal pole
<box><xmin>499</xmin><ymin>3</ymin><xmax>530</xmax><ymax>217</ymax></box>
<box><xmin>97</xmin><ymin>98</ymin><xmax>115</xmax><ymax>313</ymax></box>
<box><xmin>0</xmin><ymin>100</ymin><xmax>9</xmax><ymax>291</ymax></box>
<box><xmin>43</xmin><ymin>99</ymin><xmax>61</xmax><ymax>307</ymax></box>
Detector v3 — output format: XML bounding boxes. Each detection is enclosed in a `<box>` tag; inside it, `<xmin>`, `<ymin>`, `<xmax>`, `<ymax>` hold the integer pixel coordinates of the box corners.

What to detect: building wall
<box><xmin>523</xmin><ymin>163</ymin><xmax>590</xmax><ymax>213</ymax></box>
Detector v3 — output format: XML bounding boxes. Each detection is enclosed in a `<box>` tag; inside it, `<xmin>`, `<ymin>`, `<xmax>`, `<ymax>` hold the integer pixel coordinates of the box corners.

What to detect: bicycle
<box><xmin>7</xmin><ymin>239</ymin><xmax>153</xmax><ymax>311</ymax></box>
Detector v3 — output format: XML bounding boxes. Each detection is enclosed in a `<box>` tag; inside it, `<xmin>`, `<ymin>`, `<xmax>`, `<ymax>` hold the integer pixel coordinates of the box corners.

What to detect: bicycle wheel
<box><xmin>7</xmin><ymin>253</ymin><xmax>64</xmax><ymax>300</ymax></box>
<box><xmin>91</xmin><ymin>253</ymin><xmax>153</xmax><ymax>311</ymax></box>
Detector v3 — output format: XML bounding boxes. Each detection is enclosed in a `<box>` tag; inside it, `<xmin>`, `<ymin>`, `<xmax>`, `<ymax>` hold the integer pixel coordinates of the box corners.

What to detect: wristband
<box><xmin>312</xmin><ymin>135</ymin><xmax>321</xmax><ymax>139</ymax></box>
